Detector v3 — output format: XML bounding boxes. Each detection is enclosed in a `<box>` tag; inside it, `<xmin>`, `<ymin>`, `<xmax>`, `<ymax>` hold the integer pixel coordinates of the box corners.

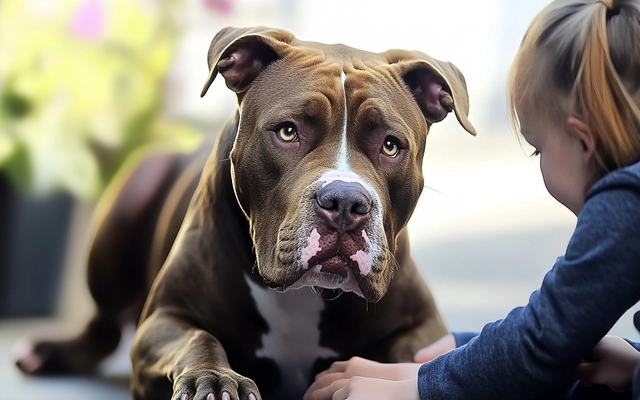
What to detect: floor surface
<box><xmin>0</xmin><ymin>319</ymin><xmax>132</xmax><ymax>400</ymax></box>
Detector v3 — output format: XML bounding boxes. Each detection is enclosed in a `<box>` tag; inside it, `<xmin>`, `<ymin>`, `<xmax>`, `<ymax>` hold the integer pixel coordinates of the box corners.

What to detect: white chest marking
<box><xmin>336</xmin><ymin>71</ymin><xmax>350</xmax><ymax>172</ymax></box>
<box><xmin>246</xmin><ymin>275</ymin><xmax>338</xmax><ymax>394</ymax></box>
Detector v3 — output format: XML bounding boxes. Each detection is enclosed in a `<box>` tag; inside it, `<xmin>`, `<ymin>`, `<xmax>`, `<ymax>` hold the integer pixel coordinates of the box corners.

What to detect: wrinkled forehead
<box><xmin>246</xmin><ymin>43</ymin><xmax>418</xmax><ymax>119</ymax></box>
<box><xmin>294</xmin><ymin>40</ymin><xmax>388</xmax><ymax>65</ymax></box>
<box><xmin>278</xmin><ymin>39</ymin><xmax>407</xmax><ymax>86</ymax></box>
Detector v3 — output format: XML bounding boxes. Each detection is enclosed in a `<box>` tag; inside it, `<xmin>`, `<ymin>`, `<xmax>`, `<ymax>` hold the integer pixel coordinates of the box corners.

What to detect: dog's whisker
<box><xmin>313</xmin><ymin>287</ymin><xmax>341</xmax><ymax>301</ymax></box>
<box><xmin>323</xmin><ymin>289</ymin><xmax>343</xmax><ymax>301</ymax></box>
<box><xmin>423</xmin><ymin>185</ymin><xmax>449</xmax><ymax>198</ymax></box>
<box><xmin>383</xmin><ymin>248</ymin><xmax>400</xmax><ymax>271</ymax></box>
<box><xmin>392</xmin><ymin>254</ymin><xmax>400</xmax><ymax>271</ymax></box>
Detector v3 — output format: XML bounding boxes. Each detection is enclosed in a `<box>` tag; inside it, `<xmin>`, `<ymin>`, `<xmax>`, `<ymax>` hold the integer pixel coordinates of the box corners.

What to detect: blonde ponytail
<box><xmin>508</xmin><ymin>0</ymin><xmax>640</xmax><ymax>171</ymax></box>
<box><xmin>574</xmin><ymin>0</ymin><xmax>640</xmax><ymax>170</ymax></box>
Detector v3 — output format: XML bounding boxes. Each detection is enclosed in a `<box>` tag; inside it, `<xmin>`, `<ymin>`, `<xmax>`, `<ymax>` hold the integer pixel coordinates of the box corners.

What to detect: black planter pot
<box><xmin>0</xmin><ymin>174</ymin><xmax>74</xmax><ymax>318</ymax></box>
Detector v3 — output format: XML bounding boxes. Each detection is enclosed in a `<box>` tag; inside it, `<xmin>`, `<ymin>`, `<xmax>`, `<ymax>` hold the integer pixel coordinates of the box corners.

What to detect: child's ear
<box><xmin>566</xmin><ymin>117</ymin><xmax>597</xmax><ymax>161</ymax></box>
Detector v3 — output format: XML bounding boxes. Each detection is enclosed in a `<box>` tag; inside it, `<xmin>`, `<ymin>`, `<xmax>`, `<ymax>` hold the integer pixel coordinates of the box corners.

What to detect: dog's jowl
<box><xmin>15</xmin><ymin>26</ymin><xmax>476</xmax><ymax>400</ymax></box>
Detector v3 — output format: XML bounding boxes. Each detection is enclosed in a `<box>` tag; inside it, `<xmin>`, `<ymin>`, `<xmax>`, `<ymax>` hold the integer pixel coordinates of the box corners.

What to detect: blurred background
<box><xmin>1</xmin><ymin>0</ymin><xmax>638</xmax><ymax>398</ymax></box>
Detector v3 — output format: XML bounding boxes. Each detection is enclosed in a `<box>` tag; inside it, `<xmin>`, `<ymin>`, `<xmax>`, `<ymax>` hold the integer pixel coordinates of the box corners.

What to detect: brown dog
<box><xmin>15</xmin><ymin>26</ymin><xmax>475</xmax><ymax>400</ymax></box>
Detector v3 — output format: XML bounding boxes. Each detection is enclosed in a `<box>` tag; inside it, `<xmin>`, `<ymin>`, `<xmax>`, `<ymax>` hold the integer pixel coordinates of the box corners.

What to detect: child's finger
<box><xmin>309</xmin><ymin>372</ymin><xmax>347</xmax><ymax>391</ymax></box>
<box><xmin>314</xmin><ymin>361</ymin><xmax>348</xmax><ymax>379</ymax></box>
<box><xmin>571</xmin><ymin>361</ymin><xmax>598</xmax><ymax>384</ymax></box>
<box><xmin>304</xmin><ymin>377</ymin><xmax>350</xmax><ymax>400</ymax></box>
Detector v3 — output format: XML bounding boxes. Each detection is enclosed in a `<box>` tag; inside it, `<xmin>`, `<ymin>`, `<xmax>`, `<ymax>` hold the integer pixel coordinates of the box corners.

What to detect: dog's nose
<box><xmin>315</xmin><ymin>181</ymin><xmax>372</xmax><ymax>231</ymax></box>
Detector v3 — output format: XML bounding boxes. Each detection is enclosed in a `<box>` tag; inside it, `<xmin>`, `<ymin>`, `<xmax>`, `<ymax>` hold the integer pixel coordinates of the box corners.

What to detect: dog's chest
<box><xmin>245</xmin><ymin>276</ymin><xmax>338</xmax><ymax>396</ymax></box>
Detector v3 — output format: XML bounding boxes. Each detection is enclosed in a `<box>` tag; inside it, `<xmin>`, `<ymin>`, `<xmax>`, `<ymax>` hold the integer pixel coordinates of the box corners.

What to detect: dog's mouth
<box><xmin>271</xmin><ymin>260</ymin><xmax>363</xmax><ymax>298</ymax></box>
<box><xmin>262</xmin><ymin>253</ymin><xmax>352</xmax><ymax>289</ymax></box>
<box><xmin>308</xmin><ymin>251</ymin><xmax>352</xmax><ymax>278</ymax></box>
<box><xmin>268</xmin><ymin>234</ymin><xmax>373</xmax><ymax>299</ymax></box>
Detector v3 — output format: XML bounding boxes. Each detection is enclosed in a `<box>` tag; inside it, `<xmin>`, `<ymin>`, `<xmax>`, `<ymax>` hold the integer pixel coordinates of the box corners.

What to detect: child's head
<box><xmin>508</xmin><ymin>0</ymin><xmax>640</xmax><ymax>174</ymax></box>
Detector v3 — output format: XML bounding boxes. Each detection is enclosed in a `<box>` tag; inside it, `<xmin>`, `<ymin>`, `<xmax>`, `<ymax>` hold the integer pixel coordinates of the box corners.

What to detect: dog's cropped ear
<box><xmin>384</xmin><ymin>49</ymin><xmax>476</xmax><ymax>136</ymax></box>
<box><xmin>200</xmin><ymin>26</ymin><xmax>295</xmax><ymax>98</ymax></box>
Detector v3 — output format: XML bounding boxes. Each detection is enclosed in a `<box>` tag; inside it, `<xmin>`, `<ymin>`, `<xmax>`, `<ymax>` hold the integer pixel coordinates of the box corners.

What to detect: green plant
<box><xmin>0</xmin><ymin>0</ymin><xmax>201</xmax><ymax>199</ymax></box>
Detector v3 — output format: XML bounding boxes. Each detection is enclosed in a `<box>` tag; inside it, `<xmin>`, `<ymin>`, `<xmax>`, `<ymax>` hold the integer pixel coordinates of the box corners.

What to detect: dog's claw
<box><xmin>13</xmin><ymin>340</ymin><xmax>43</xmax><ymax>374</ymax></box>
<box><xmin>173</xmin><ymin>369</ymin><xmax>259</xmax><ymax>400</ymax></box>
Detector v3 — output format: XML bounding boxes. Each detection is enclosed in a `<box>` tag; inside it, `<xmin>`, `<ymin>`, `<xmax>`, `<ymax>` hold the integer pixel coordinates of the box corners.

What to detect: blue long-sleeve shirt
<box><xmin>418</xmin><ymin>155</ymin><xmax>640</xmax><ymax>399</ymax></box>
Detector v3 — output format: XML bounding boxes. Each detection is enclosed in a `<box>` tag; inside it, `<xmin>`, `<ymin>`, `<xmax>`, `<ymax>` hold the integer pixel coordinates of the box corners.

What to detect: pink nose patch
<box><xmin>301</xmin><ymin>228</ymin><xmax>322</xmax><ymax>269</ymax></box>
<box><xmin>350</xmin><ymin>230</ymin><xmax>373</xmax><ymax>275</ymax></box>
<box><xmin>350</xmin><ymin>250</ymin><xmax>372</xmax><ymax>275</ymax></box>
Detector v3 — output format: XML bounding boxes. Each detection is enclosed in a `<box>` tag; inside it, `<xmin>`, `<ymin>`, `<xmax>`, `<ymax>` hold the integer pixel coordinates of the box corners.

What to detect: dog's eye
<box><xmin>276</xmin><ymin>124</ymin><xmax>298</xmax><ymax>142</ymax></box>
<box><xmin>381</xmin><ymin>137</ymin><xmax>400</xmax><ymax>157</ymax></box>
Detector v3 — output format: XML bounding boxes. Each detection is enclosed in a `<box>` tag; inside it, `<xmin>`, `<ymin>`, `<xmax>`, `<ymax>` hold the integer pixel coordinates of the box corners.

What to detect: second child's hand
<box><xmin>414</xmin><ymin>334</ymin><xmax>457</xmax><ymax>363</ymax></box>
<box><xmin>572</xmin><ymin>336</ymin><xmax>640</xmax><ymax>392</ymax></box>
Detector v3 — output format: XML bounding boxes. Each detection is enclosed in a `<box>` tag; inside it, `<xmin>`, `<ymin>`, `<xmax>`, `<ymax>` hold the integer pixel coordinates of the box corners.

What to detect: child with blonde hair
<box><xmin>304</xmin><ymin>0</ymin><xmax>640</xmax><ymax>398</ymax></box>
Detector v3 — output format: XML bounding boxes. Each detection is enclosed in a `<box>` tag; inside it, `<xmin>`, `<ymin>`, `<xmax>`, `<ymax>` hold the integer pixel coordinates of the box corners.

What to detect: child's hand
<box><xmin>303</xmin><ymin>357</ymin><xmax>421</xmax><ymax>400</ymax></box>
<box><xmin>304</xmin><ymin>375</ymin><xmax>419</xmax><ymax>400</ymax></box>
<box><xmin>414</xmin><ymin>333</ymin><xmax>456</xmax><ymax>363</ymax></box>
<box><xmin>311</xmin><ymin>356</ymin><xmax>421</xmax><ymax>381</ymax></box>
<box><xmin>573</xmin><ymin>336</ymin><xmax>640</xmax><ymax>392</ymax></box>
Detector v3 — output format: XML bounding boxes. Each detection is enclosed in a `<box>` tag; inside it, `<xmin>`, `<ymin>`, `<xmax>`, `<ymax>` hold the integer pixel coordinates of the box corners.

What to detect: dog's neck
<box><xmin>184</xmin><ymin>113</ymin><xmax>257</xmax><ymax>276</ymax></box>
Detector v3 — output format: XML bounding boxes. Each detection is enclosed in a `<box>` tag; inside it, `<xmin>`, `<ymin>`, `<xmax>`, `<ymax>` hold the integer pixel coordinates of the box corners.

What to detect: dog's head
<box><xmin>201</xmin><ymin>26</ymin><xmax>475</xmax><ymax>303</ymax></box>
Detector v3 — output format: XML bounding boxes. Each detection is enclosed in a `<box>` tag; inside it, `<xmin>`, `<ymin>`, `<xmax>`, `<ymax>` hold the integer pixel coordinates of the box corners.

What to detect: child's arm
<box><xmin>414</xmin><ymin>332</ymin><xmax>476</xmax><ymax>362</ymax></box>
<box><xmin>413</xmin><ymin>178</ymin><xmax>640</xmax><ymax>399</ymax></box>
<box><xmin>573</xmin><ymin>335</ymin><xmax>640</xmax><ymax>392</ymax></box>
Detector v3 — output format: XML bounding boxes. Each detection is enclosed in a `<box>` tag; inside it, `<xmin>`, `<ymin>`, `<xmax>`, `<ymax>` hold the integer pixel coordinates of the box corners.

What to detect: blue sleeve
<box><xmin>452</xmin><ymin>332</ymin><xmax>478</xmax><ymax>347</ymax></box>
<box><xmin>625</xmin><ymin>340</ymin><xmax>640</xmax><ymax>352</ymax></box>
<box><xmin>417</xmin><ymin>171</ymin><xmax>640</xmax><ymax>399</ymax></box>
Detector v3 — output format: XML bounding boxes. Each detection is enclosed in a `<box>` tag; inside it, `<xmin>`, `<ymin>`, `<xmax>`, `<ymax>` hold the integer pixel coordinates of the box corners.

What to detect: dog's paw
<box><xmin>13</xmin><ymin>337</ymin><xmax>111</xmax><ymax>375</ymax></box>
<box><xmin>173</xmin><ymin>368</ymin><xmax>261</xmax><ymax>400</ymax></box>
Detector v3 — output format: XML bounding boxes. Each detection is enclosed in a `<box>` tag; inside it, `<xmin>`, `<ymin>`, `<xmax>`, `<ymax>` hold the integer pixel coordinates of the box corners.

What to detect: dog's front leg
<box><xmin>131</xmin><ymin>310</ymin><xmax>260</xmax><ymax>400</ymax></box>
